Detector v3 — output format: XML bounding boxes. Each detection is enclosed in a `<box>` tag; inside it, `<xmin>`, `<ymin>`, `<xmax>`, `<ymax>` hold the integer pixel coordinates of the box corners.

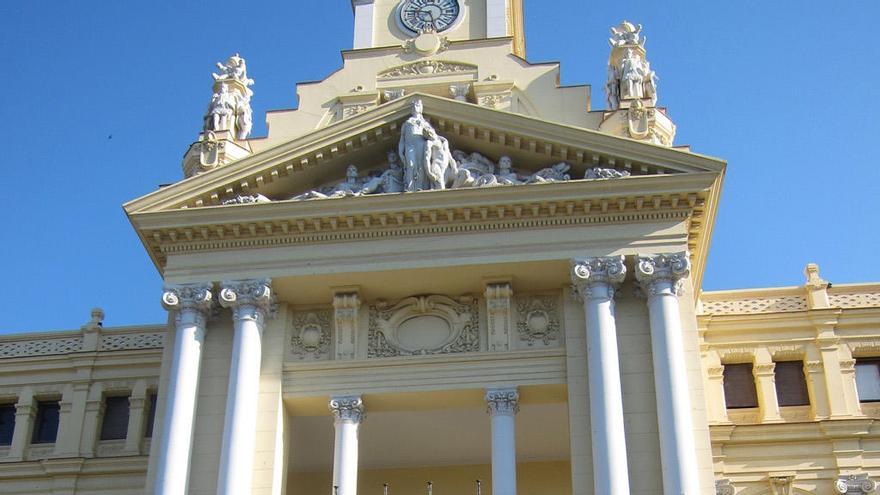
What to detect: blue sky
<box><xmin>2</xmin><ymin>1</ymin><xmax>878</xmax><ymax>333</ymax></box>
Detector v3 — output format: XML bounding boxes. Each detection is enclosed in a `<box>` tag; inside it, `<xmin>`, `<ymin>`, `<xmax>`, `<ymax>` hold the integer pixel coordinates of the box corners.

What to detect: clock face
<box><xmin>398</xmin><ymin>0</ymin><xmax>461</xmax><ymax>34</ymax></box>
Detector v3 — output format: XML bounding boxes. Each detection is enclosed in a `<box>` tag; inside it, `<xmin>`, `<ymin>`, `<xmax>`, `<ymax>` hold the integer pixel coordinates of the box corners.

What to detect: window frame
<box><xmin>99</xmin><ymin>394</ymin><xmax>131</xmax><ymax>441</ymax></box>
<box><xmin>855</xmin><ymin>358</ymin><xmax>880</xmax><ymax>403</ymax></box>
<box><xmin>722</xmin><ymin>362</ymin><xmax>759</xmax><ymax>409</ymax></box>
<box><xmin>31</xmin><ymin>400</ymin><xmax>61</xmax><ymax>445</ymax></box>
<box><xmin>773</xmin><ymin>360</ymin><xmax>811</xmax><ymax>407</ymax></box>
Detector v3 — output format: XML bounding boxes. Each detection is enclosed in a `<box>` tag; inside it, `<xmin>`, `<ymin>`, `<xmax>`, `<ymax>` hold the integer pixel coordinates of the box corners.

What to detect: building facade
<box><xmin>1</xmin><ymin>1</ymin><xmax>878</xmax><ymax>494</ymax></box>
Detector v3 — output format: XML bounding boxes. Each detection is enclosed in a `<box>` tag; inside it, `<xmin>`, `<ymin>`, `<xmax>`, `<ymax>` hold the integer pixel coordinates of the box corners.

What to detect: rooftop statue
<box><xmin>212</xmin><ymin>53</ymin><xmax>255</xmax><ymax>90</ymax></box>
<box><xmin>605</xmin><ymin>23</ymin><xmax>658</xmax><ymax>109</ymax></box>
<box><xmin>203</xmin><ymin>53</ymin><xmax>255</xmax><ymax>140</ymax></box>
<box><xmin>609</xmin><ymin>21</ymin><xmax>645</xmax><ymax>47</ymax></box>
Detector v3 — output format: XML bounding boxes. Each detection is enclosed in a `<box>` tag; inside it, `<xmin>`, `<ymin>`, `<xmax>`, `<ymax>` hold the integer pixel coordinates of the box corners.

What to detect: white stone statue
<box><xmin>360</xmin><ymin>151</ymin><xmax>405</xmax><ymax>195</ymax></box>
<box><xmin>212</xmin><ymin>53</ymin><xmax>255</xmax><ymax>88</ymax></box>
<box><xmin>235</xmin><ymin>97</ymin><xmax>253</xmax><ymax>140</ymax></box>
<box><xmin>398</xmin><ymin>99</ymin><xmax>457</xmax><ymax>192</ymax></box>
<box><xmin>399</xmin><ymin>99</ymin><xmax>434</xmax><ymax>191</ymax></box>
<box><xmin>609</xmin><ymin>21</ymin><xmax>645</xmax><ymax>47</ymax></box>
<box><xmin>292</xmin><ymin>165</ymin><xmax>363</xmax><ymax>200</ymax></box>
<box><xmin>619</xmin><ymin>48</ymin><xmax>647</xmax><ymax>100</ymax></box>
<box><xmin>527</xmin><ymin>162</ymin><xmax>571</xmax><ymax>183</ymax></box>
<box><xmin>605</xmin><ymin>65</ymin><xmax>621</xmax><ymax>110</ymax></box>
<box><xmin>205</xmin><ymin>84</ymin><xmax>237</xmax><ymax>132</ymax></box>
<box><xmin>585</xmin><ymin>167</ymin><xmax>631</xmax><ymax>180</ymax></box>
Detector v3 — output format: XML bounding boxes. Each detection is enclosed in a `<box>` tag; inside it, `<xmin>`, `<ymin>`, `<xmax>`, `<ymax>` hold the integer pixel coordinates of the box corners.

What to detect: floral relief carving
<box><xmin>290</xmin><ymin>310</ymin><xmax>332</xmax><ymax>360</ymax></box>
<box><xmin>368</xmin><ymin>295</ymin><xmax>479</xmax><ymax>358</ymax></box>
<box><xmin>377</xmin><ymin>60</ymin><xmax>477</xmax><ymax>79</ymax></box>
<box><xmin>515</xmin><ymin>295</ymin><xmax>561</xmax><ymax>346</ymax></box>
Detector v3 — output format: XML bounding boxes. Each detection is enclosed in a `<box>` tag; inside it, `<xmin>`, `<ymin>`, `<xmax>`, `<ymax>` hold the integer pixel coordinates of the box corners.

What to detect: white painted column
<box><xmin>571</xmin><ymin>256</ymin><xmax>631</xmax><ymax>495</ymax></box>
<box><xmin>486</xmin><ymin>387</ymin><xmax>519</xmax><ymax>495</ymax></box>
<box><xmin>330</xmin><ymin>396</ymin><xmax>365</xmax><ymax>495</ymax></box>
<box><xmin>216</xmin><ymin>279</ymin><xmax>274</xmax><ymax>495</ymax></box>
<box><xmin>155</xmin><ymin>283</ymin><xmax>213</xmax><ymax>495</ymax></box>
<box><xmin>635</xmin><ymin>252</ymin><xmax>700</xmax><ymax>495</ymax></box>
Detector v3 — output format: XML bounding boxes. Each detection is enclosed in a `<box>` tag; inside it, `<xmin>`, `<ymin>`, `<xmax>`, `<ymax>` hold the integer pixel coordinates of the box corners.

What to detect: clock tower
<box><xmin>352</xmin><ymin>0</ymin><xmax>526</xmax><ymax>57</ymax></box>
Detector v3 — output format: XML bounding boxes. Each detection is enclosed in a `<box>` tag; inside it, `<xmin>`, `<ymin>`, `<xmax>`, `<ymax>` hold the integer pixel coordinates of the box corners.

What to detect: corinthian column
<box><xmin>486</xmin><ymin>387</ymin><xmax>519</xmax><ymax>495</ymax></box>
<box><xmin>330</xmin><ymin>396</ymin><xmax>365</xmax><ymax>495</ymax></box>
<box><xmin>216</xmin><ymin>279</ymin><xmax>273</xmax><ymax>495</ymax></box>
<box><xmin>155</xmin><ymin>283</ymin><xmax>213</xmax><ymax>495</ymax></box>
<box><xmin>635</xmin><ymin>253</ymin><xmax>700</xmax><ymax>495</ymax></box>
<box><xmin>571</xmin><ymin>256</ymin><xmax>631</xmax><ymax>495</ymax></box>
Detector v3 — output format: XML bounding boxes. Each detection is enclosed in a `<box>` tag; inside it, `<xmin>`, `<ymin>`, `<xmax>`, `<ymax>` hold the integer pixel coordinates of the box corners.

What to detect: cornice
<box><xmin>131</xmin><ymin>173</ymin><xmax>714</xmax><ymax>276</ymax></box>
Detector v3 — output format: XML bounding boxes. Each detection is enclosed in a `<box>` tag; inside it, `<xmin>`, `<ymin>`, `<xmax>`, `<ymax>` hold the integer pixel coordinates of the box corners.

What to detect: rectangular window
<box><xmin>144</xmin><ymin>393</ymin><xmax>158</xmax><ymax>438</ymax></box>
<box><xmin>774</xmin><ymin>361</ymin><xmax>810</xmax><ymax>406</ymax></box>
<box><xmin>100</xmin><ymin>396</ymin><xmax>130</xmax><ymax>441</ymax></box>
<box><xmin>856</xmin><ymin>359</ymin><xmax>880</xmax><ymax>402</ymax></box>
<box><xmin>0</xmin><ymin>404</ymin><xmax>15</xmax><ymax>446</ymax></box>
<box><xmin>32</xmin><ymin>401</ymin><xmax>60</xmax><ymax>444</ymax></box>
<box><xmin>723</xmin><ymin>363</ymin><xmax>759</xmax><ymax>409</ymax></box>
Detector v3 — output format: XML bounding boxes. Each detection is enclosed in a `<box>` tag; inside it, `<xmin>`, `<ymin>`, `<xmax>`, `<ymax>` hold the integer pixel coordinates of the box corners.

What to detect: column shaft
<box><xmin>636</xmin><ymin>253</ymin><xmax>700</xmax><ymax>495</ymax></box>
<box><xmin>330</xmin><ymin>397</ymin><xmax>364</xmax><ymax>495</ymax></box>
<box><xmin>217</xmin><ymin>280</ymin><xmax>273</xmax><ymax>495</ymax></box>
<box><xmin>155</xmin><ymin>308</ymin><xmax>208</xmax><ymax>494</ymax></box>
<box><xmin>486</xmin><ymin>388</ymin><xmax>519</xmax><ymax>495</ymax></box>
<box><xmin>155</xmin><ymin>283</ymin><xmax>213</xmax><ymax>495</ymax></box>
<box><xmin>572</xmin><ymin>257</ymin><xmax>631</xmax><ymax>495</ymax></box>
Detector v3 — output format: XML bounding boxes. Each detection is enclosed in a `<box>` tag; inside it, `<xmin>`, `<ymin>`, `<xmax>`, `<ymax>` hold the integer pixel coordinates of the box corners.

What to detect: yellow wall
<box><xmin>289</xmin><ymin>461</ymin><xmax>571</xmax><ymax>495</ymax></box>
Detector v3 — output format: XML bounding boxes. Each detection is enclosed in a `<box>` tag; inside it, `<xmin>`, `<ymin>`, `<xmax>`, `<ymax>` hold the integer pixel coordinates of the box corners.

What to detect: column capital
<box><xmin>635</xmin><ymin>252</ymin><xmax>691</xmax><ymax>296</ymax></box>
<box><xmin>329</xmin><ymin>396</ymin><xmax>365</xmax><ymax>424</ymax></box>
<box><xmin>571</xmin><ymin>256</ymin><xmax>626</xmax><ymax>300</ymax></box>
<box><xmin>219</xmin><ymin>278</ymin><xmax>274</xmax><ymax>320</ymax></box>
<box><xmin>485</xmin><ymin>387</ymin><xmax>519</xmax><ymax>416</ymax></box>
<box><xmin>161</xmin><ymin>283</ymin><xmax>213</xmax><ymax>313</ymax></box>
<box><xmin>836</xmin><ymin>473</ymin><xmax>876</xmax><ymax>494</ymax></box>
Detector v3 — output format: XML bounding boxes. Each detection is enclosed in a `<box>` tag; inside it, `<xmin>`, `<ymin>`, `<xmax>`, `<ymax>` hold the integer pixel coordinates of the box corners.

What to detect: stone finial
<box><xmin>84</xmin><ymin>308</ymin><xmax>104</xmax><ymax>330</ymax></box>
<box><xmin>804</xmin><ymin>263</ymin><xmax>830</xmax><ymax>309</ymax></box>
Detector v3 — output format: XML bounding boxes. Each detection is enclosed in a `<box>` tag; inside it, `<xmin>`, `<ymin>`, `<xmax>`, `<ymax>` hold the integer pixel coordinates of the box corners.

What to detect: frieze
<box><xmin>368</xmin><ymin>295</ymin><xmax>479</xmax><ymax>358</ymax></box>
<box><xmin>377</xmin><ymin>60</ymin><xmax>477</xmax><ymax>79</ymax></box>
<box><xmin>290</xmin><ymin>310</ymin><xmax>332</xmax><ymax>360</ymax></box>
<box><xmin>515</xmin><ymin>295</ymin><xmax>561</xmax><ymax>347</ymax></box>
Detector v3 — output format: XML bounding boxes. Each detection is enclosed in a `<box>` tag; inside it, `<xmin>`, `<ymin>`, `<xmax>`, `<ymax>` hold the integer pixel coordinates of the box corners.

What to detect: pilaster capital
<box><xmin>635</xmin><ymin>252</ymin><xmax>691</xmax><ymax>296</ymax></box>
<box><xmin>329</xmin><ymin>396</ymin><xmax>364</xmax><ymax>424</ymax></box>
<box><xmin>485</xmin><ymin>387</ymin><xmax>519</xmax><ymax>417</ymax></box>
<box><xmin>484</xmin><ymin>283</ymin><xmax>513</xmax><ymax>312</ymax></box>
<box><xmin>836</xmin><ymin>474</ymin><xmax>876</xmax><ymax>494</ymax></box>
<box><xmin>715</xmin><ymin>479</ymin><xmax>734</xmax><ymax>495</ymax></box>
<box><xmin>219</xmin><ymin>279</ymin><xmax>275</xmax><ymax>321</ymax></box>
<box><xmin>571</xmin><ymin>256</ymin><xmax>626</xmax><ymax>300</ymax></box>
<box><xmin>753</xmin><ymin>363</ymin><xmax>776</xmax><ymax>377</ymax></box>
<box><xmin>161</xmin><ymin>283</ymin><xmax>213</xmax><ymax>315</ymax></box>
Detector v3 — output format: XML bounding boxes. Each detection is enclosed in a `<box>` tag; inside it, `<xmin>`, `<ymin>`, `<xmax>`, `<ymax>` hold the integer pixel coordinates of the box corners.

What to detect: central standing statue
<box><xmin>398</xmin><ymin>99</ymin><xmax>456</xmax><ymax>191</ymax></box>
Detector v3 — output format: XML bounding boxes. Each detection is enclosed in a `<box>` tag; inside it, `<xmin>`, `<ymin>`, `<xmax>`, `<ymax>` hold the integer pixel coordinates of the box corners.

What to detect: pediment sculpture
<box><xmin>287</xmin><ymin>99</ymin><xmax>629</xmax><ymax>202</ymax></box>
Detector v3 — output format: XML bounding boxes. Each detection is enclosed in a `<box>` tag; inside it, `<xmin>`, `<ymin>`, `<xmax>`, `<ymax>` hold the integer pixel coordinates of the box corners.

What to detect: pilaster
<box><xmin>333</xmin><ymin>291</ymin><xmax>361</xmax><ymax>361</ymax></box>
<box><xmin>485</xmin><ymin>283</ymin><xmax>514</xmax><ymax>352</ymax></box>
<box><xmin>124</xmin><ymin>380</ymin><xmax>149</xmax><ymax>455</ymax></box>
<box><xmin>752</xmin><ymin>357</ymin><xmax>782</xmax><ymax>423</ymax></box>
<box><xmin>9</xmin><ymin>388</ymin><xmax>35</xmax><ymax>461</ymax></box>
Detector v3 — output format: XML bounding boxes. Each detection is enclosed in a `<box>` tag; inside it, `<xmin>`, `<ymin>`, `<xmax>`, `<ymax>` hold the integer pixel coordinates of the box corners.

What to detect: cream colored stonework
<box><xmin>2</xmin><ymin>2</ymin><xmax>875</xmax><ymax>495</ymax></box>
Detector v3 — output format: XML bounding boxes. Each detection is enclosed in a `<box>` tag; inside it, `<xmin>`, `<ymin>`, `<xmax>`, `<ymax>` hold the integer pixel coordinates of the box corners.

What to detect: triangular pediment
<box><xmin>125</xmin><ymin>93</ymin><xmax>724</xmax><ymax>290</ymax></box>
<box><xmin>125</xmin><ymin>93</ymin><xmax>723</xmax><ymax>215</ymax></box>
